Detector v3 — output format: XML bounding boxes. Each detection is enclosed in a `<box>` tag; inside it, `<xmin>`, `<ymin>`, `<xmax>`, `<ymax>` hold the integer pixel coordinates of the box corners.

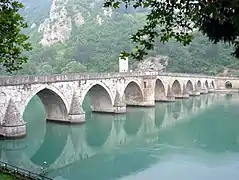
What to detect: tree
<box><xmin>61</xmin><ymin>61</ymin><xmax>87</xmax><ymax>73</ymax></box>
<box><xmin>0</xmin><ymin>0</ymin><xmax>32</xmax><ymax>73</ymax></box>
<box><xmin>103</xmin><ymin>0</ymin><xmax>239</xmax><ymax>60</ymax></box>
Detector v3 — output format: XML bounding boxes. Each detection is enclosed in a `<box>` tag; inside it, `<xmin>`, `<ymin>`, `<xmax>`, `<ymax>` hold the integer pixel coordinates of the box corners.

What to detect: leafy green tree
<box><xmin>103</xmin><ymin>0</ymin><xmax>239</xmax><ymax>60</ymax></box>
<box><xmin>0</xmin><ymin>0</ymin><xmax>32</xmax><ymax>73</ymax></box>
<box><xmin>61</xmin><ymin>61</ymin><xmax>87</xmax><ymax>73</ymax></box>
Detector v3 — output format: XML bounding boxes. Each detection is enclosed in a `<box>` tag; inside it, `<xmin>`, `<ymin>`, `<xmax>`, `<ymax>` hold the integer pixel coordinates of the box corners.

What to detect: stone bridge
<box><xmin>0</xmin><ymin>71</ymin><xmax>238</xmax><ymax>138</ymax></box>
<box><xmin>0</xmin><ymin>93</ymin><xmax>220</xmax><ymax>178</ymax></box>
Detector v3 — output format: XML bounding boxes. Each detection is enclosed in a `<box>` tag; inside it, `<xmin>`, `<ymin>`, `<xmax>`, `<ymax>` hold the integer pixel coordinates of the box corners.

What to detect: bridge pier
<box><xmin>208</xmin><ymin>88</ymin><xmax>215</xmax><ymax>93</ymax></box>
<box><xmin>200</xmin><ymin>88</ymin><xmax>208</xmax><ymax>94</ymax></box>
<box><xmin>68</xmin><ymin>91</ymin><xmax>86</xmax><ymax>124</ymax></box>
<box><xmin>113</xmin><ymin>91</ymin><xmax>126</xmax><ymax>113</ymax></box>
<box><xmin>0</xmin><ymin>99</ymin><xmax>26</xmax><ymax>138</ymax></box>
<box><xmin>142</xmin><ymin>78</ymin><xmax>155</xmax><ymax>107</ymax></box>
<box><xmin>190</xmin><ymin>91</ymin><xmax>200</xmax><ymax>96</ymax></box>
<box><xmin>181</xmin><ymin>84</ymin><xmax>190</xmax><ymax>99</ymax></box>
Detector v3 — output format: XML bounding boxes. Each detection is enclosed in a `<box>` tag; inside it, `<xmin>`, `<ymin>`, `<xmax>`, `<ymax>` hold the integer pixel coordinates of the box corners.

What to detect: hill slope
<box><xmin>8</xmin><ymin>0</ymin><xmax>239</xmax><ymax>76</ymax></box>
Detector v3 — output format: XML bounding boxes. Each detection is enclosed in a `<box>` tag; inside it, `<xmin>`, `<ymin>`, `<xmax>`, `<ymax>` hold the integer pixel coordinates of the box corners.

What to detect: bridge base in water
<box><xmin>68</xmin><ymin>114</ymin><xmax>86</xmax><ymax>124</ymax></box>
<box><xmin>200</xmin><ymin>89</ymin><xmax>208</xmax><ymax>94</ymax></box>
<box><xmin>190</xmin><ymin>91</ymin><xmax>200</xmax><ymax>96</ymax></box>
<box><xmin>208</xmin><ymin>88</ymin><xmax>215</xmax><ymax>93</ymax></box>
<box><xmin>175</xmin><ymin>94</ymin><xmax>190</xmax><ymax>99</ymax></box>
<box><xmin>113</xmin><ymin>106</ymin><xmax>126</xmax><ymax>114</ymax></box>
<box><xmin>0</xmin><ymin>122</ymin><xmax>27</xmax><ymax>139</ymax></box>
<box><xmin>155</xmin><ymin>96</ymin><xmax>175</xmax><ymax>102</ymax></box>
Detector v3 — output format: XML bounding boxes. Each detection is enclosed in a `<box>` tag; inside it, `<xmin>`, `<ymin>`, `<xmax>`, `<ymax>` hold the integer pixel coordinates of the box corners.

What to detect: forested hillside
<box><xmin>7</xmin><ymin>0</ymin><xmax>239</xmax><ymax>76</ymax></box>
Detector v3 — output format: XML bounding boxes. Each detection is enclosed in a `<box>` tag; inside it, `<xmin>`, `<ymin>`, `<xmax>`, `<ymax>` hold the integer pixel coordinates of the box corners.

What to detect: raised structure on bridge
<box><xmin>0</xmin><ymin>68</ymin><xmax>238</xmax><ymax>138</ymax></box>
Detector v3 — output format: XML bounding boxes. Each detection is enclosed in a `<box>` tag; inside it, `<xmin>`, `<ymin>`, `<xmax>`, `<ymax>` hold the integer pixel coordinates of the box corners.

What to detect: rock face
<box><xmin>38</xmin><ymin>0</ymin><xmax>74</xmax><ymax>46</ymax></box>
<box><xmin>132</xmin><ymin>55</ymin><xmax>169</xmax><ymax>72</ymax></box>
<box><xmin>37</xmin><ymin>0</ymin><xmax>112</xmax><ymax>47</ymax></box>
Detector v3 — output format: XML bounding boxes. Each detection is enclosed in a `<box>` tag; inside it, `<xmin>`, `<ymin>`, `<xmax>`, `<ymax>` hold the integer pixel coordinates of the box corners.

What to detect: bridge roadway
<box><xmin>0</xmin><ymin>71</ymin><xmax>237</xmax><ymax>138</ymax></box>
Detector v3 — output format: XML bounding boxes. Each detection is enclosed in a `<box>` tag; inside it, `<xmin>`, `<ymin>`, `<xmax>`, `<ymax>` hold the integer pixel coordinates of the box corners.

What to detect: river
<box><xmin>1</xmin><ymin>93</ymin><xmax>239</xmax><ymax>180</ymax></box>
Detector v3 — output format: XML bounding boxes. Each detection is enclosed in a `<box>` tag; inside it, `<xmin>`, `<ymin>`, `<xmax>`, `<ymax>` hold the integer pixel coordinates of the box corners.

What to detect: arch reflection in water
<box><xmin>30</xmin><ymin>123</ymin><xmax>70</xmax><ymax>168</ymax></box>
<box><xmin>124</xmin><ymin>107</ymin><xmax>144</xmax><ymax>136</ymax></box>
<box><xmin>50</xmin><ymin>108</ymin><xmax>158</xmax><ymax>180</ymax></box>
<box><xmin>0</xmin><ymin>94</ymin><xmax>227</xmax><ymax>180</ymax></box>
<box><xmin>85</xmin><ymin>113</ymin><xmax>113</xmax><ymax>148</ymax></box>
<box><xmin>158</xmin><ymin>95</ymin><xmax>239</xmax><ymax>154</ymax></box>
<box><xmin>155</xmin><ymin>103</ymin><xmax>166</xmax><ymax>128</ymax></box>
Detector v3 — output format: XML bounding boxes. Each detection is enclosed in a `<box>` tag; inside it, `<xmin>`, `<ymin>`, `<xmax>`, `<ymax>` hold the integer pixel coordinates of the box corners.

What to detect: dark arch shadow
<box><xmin>225</xmin><ymin>81</ymin><xmax>232</xmax><ymax>89</ymax></box>
<box><xmin>124</xmin><ymin>107</ymin><xmax>144</xmax><ymax>136</ymax></box>
<box><xmin>211</xmin><ymin>81</ymin><xmax>215</xmax><ymax>89</ymax></box>
<box><xmin>82</xmin><ymin>84</ymin><xmax>113</xmax><ymax>113</ymax></box>
<box><xmin>30</xmin><ymin>123</ymin><xmax>71</xmax><ymax>168</ymax></box>
<box><xmin>124</xmin><ymin>81</ymin><xmax>144</xmax><ymax>106</ymax></box>
<box><xmin>197</xmin><ymin>80</ymin><xmax>202</xmax><ymax>91</ymax></box>
<box><xmin>24</xmin><ymin>88</ymin><xmax>68</xmax><ymax>122</ymax></box>
<box><xmin>205</xmin><ymin>80</ymin><xmax>209</xmax><ymax>89</ymax></box>
<box><xmin>186</xmin><ymin>80</ymin><xmax>193</xmax><ymax>94</ymax></box>
<box><xmin>155</xmin><ymin>79</ymin><xmax>166</xmax><ymax>101</ymax></box>
<box><xmin>85</xmin><ymin>113</ymin><xmax>113</xmax><ymax>148</ymax></box>
<box><xmin>172</xmin><ymin>80</ymin><xmax>182</xmax><ymax>97</ymax></box>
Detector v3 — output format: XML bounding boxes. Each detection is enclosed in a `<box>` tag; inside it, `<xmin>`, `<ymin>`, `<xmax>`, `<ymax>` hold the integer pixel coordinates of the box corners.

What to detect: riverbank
<box><xmin>0</xmin><ymin>161</ymin><xmax>52</xmax><ymax>180</ymax></box>
<box><xmin>0</xmin><ymin>172</ymin><xmax>17</xmax><ymax>180</ymax></box>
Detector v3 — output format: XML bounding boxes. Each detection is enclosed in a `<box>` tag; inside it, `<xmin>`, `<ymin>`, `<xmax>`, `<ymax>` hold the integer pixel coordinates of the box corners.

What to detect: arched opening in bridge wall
<box><xmin>186</xmin><ymin>80</ymin><xmax>193</xmax><ymax>94</ymax></box>
<box><xmin>172</xmin><ymin>80</ymin><xmax>182</xmax><ymax>97</ymax></box>
<box><xmin>196</xmin><ymin>80</ymin><xmax>202</xmax><ymax>91</ymax></box>
<box><xmin>225</xmin><ymin>81</ymin><xmax>232</xmax><ymax>89</ymax></box>
<box><xmin>24</xmin><ymin>88</ymin><xmax>68</xmax><ymax>122</ymax></box>
<box><xmin>124</xmin><ymin>81</ymin><xmax>144</xmax><ymax>106</ymax></box>
<box><xmin>211</xmin><ymin>81</ymin><xmax>215</xmax><ymax>89</ymax></box>
<box><xmin>155</xmin><ymin>79</ymin><xmax>165</xmax><ymax>101</ymax></box>
<box><xmin>23</xmin><ymin>96</ymin><xmax>46</xmax><ymax>145</ymax></box>
<box><xmin>82</xmin><ymin>84</ymin><xmax>113</xmax><ymax>113</ymax></box>
<box><xmin>205</xmin><ymin>80</ymin><xmax>209</xmax><ymax>89</ymax></box>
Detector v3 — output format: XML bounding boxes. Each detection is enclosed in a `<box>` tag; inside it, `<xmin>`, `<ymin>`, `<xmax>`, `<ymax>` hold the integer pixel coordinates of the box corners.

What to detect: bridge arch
<box><xmin>123</xmin><ymin>80</ymin><xmax>144</xmax><ymax>105</ymax></box>
<box><xmin>186</xmin><ymin>80</ymin><xmax>193</xmax><ymax>94</ymax></box>
<box><xmin>155</xmin><ymin>79</ymin><xmax>166</xmax><ymax>101</ymax></box>
<box><xmin>205</xmin><ymin>80</ymin><xmax>209</xmax><ymax>89</ymax></box>
<box><xmin>172</xmin><ymin>80</ymin><xmax>182</xmax><ymax>97</ymax></box>
<box><xmin>81</xmin><ymin>82</ymin><xmax>114</xmax><ymax>112</ymax></box>
<box><xmin>225</xmin><ymin>81</ymin><xmax>232</xmax><ymax>89</ymax></box>
<box><xmin>211</xmin><ymin>81</ymin><xmax>215</xmax><ymax>89</ymax></box>
<box><xmin>196</xmin><ymin>80</ymin><xmax>202</xmax><ymax>90</ymax></box>
<box><xmin>23</xmin><ymin>85</ymin><xmax>69</xmax><ymax>122</ymax></box>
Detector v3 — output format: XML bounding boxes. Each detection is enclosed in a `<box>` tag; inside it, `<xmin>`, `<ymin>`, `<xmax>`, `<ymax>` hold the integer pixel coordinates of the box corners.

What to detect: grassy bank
<box><xmin>0</xmin><ymin>172</ymin><xmax>17</xmax><ymax>180</ymax></box>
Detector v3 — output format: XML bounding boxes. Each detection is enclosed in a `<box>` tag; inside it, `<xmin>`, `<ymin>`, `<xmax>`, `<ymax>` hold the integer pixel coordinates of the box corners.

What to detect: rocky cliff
<box><xmin>35</xmin><ymin>0</ymin><xmax>112</xmax><ymax>46</ymax></box>
<box><xmin>132</xmin><ymin>55</ymin><xmax>169</xmax><ymax>72</ymax></box>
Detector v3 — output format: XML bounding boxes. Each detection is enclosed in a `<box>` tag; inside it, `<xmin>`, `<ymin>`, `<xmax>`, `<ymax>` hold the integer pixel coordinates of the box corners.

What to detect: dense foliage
<box><xmin>2</xmin><ymin>0</ymin><xmax>238</xmax><ymax>76</ymax></box>
<box><xmin>0</xmin><ymin>0</ymin><xmax>32</xmax><ymax>73</ymax></box>
<box><xmin>103</xmin><ymin>0</ymin><xmax>239</xmax><ymax>61</ymax></box>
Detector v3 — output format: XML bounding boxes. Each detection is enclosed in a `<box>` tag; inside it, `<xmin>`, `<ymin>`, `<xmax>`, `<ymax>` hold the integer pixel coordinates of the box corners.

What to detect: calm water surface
<box><xmin>1</xmin><ymin>94</ymin><xmax>239</xmax><ymax>180</ymax></box>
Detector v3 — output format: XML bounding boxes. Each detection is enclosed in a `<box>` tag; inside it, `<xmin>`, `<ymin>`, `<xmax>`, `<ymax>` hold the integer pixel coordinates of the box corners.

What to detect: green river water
<box><xmin>1</xmin><ymin>93</ymin><xmax>239</xmax><ymax>180</ymax></box>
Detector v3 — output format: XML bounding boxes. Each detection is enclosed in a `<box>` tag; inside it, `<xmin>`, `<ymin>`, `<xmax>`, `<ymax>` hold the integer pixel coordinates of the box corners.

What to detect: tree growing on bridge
<box><xmin>0</xmin><ymin>0</ymin><xmax>32</xmax><ymax>73</ymax></box>
<box><xmin>103</xmin><ymin>0</ymin><xmax>239</xmax><ymax>61</ymax></box>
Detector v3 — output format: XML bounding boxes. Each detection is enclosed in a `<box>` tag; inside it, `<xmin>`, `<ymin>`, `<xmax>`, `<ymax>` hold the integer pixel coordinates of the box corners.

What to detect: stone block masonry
<box><xmin>0</xmin><ymin>71</ymin><xmax>237</xmax><ymax>138</ymax></box>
